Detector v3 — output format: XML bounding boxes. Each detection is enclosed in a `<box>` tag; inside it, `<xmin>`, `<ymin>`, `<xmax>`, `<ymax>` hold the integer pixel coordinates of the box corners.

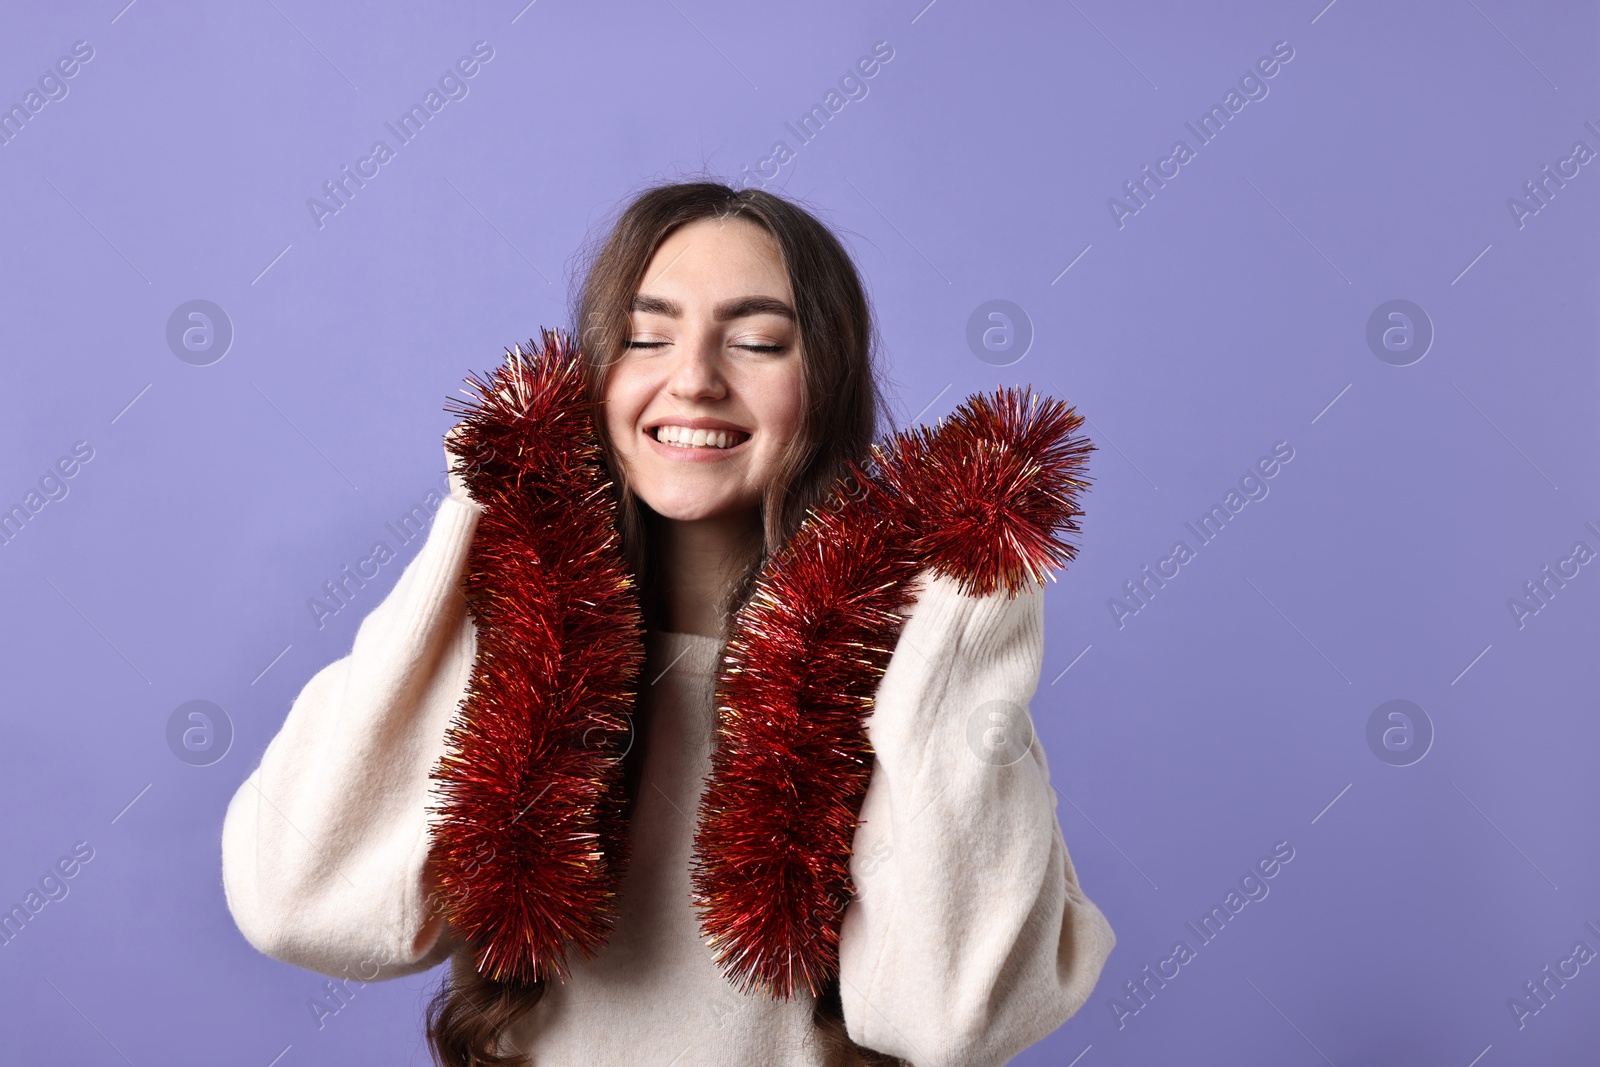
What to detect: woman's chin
<box><xmin>640</xmin><ymin>491</ymin><xmax>761</xmax><ymax>525</ymax></box>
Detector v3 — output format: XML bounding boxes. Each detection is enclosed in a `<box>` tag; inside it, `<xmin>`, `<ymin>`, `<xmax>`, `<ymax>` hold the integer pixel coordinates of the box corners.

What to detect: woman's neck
<box><xmin>646</xmin><ymin>508</ymin><xmax>763</xmax><ymax>638</ymax></box>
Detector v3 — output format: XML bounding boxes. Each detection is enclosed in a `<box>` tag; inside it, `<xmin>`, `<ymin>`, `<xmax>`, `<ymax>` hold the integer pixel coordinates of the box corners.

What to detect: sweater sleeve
<box><xmin>836</xmin><ymin>569</ymin><xmax>1116</xmax><ymax>1066</ymax></box>
<box><xmin>220</xmin><ymin>493</ymin><xmax>482</xmax><ymax>981</ymax></box>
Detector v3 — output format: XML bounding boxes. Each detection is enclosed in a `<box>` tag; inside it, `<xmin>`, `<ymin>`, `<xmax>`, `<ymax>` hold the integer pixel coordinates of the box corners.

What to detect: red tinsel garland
<box><xmin>689</xmin><ymin>389</ymin><xmax>1094</xmax><ymax>999</ymax></box>
<box><xmin>425</xmin><ymin>329</ymin><xmax>1095</xmax><ymax>999</ymax></box>
<box><xmin>427</xmin><ymin>329</ymin><xmax>645</xmax><ymax>984</ymax></box>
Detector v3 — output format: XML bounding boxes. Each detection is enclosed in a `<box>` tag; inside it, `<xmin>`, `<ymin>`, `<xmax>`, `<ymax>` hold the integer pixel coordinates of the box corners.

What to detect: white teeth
<box><xmin>653</xmin><ymin>425</ymin><xmax>745</xmax><ymax>449</ymax></box>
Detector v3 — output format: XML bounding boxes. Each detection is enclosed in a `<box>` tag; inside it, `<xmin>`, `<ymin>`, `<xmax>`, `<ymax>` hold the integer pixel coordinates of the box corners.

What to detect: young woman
<box><xmin>221</xmin><ymin>181</ymin><xmax>1115</xmax><ymax>1066</ymax></box>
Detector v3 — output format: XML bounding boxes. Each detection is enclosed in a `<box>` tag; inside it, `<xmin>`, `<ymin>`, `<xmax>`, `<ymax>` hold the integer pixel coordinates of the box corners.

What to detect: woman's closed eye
<box><xmin>622</xmin><ymin>339</ymin><xmax>788</xmax><ymax>353</ymax></box>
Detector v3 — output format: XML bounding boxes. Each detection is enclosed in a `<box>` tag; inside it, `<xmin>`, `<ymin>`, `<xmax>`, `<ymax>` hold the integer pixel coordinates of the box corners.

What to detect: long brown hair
<box><xmin>425</xmin><ymin>179</ymin><xmax>908</xmax><ymax>1066</ymax></box>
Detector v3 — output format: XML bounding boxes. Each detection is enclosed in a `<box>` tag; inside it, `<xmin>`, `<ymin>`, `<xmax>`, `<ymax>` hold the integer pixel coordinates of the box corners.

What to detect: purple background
<box><xmin>2</xmin><ymin>1</ymin><xmax>1597</xmax><ymax>1063</ymax></box>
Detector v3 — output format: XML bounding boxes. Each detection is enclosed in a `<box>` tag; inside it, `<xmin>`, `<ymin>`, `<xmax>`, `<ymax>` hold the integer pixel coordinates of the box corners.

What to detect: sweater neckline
<box><xmin>644</xmin><ymin>629</ymin><xmax>723</xmax><ymax>678</ymax></box>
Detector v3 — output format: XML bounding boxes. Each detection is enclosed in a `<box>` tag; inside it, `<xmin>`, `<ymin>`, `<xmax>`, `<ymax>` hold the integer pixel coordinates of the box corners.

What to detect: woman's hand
<box><xmin>444</xmin><ymin>423</ymin><xmax>471</xmax><ymax>501</ymax></box>
<box><xmin>447</xmin><ymin>383</ymin><xmax>517</xmax><ymax>502</ymax></box>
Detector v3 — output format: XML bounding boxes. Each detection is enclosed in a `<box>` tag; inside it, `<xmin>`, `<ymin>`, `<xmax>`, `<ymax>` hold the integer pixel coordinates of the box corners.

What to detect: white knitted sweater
<box><xmin>220</xmin><ymin>493</ymin><xmax>1115</xmax><ymax>1065</ymax></box>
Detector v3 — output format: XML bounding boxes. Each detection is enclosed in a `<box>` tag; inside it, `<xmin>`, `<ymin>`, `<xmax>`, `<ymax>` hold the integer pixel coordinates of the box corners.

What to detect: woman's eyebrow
<box><xmin>631</xmin><ymin>294</ymin><xmax>795</xmax><ymax>321</ymax></box>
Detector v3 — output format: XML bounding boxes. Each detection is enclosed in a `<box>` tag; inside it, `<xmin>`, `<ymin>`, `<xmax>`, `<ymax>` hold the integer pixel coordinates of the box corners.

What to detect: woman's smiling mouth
<box><xmin>651</xmin><ymin>424</ymin><xmax>750</xmax><ymax>448</ymax></box>
<box><xmin>643</xmin><ymin>420</ymin><xmax>753</xmax><ymax>461</ymax></box>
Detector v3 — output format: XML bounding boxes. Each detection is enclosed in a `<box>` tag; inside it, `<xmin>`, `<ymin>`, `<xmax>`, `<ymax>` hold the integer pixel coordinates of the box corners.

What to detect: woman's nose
<box><xmin>667</xmin><ymin>332</ymin><xmax>727</xmax><ymax>400</ymax></box>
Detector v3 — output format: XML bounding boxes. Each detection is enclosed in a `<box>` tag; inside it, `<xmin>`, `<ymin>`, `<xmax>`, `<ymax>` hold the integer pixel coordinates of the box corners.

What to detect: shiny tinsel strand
<box><xmin>426</xmin><ymin>328</ymin><xmax>645</xmax><ymax>984</ymax></box>
<box><xmin>892</xmin><ymin>386</ymin><xmax>1094</xmax><ymax>597</ymax></box>
<box><xmin>689</xmin><ymin>385</ymin><xmax>1094</xmax><ymax>999</ymax></box>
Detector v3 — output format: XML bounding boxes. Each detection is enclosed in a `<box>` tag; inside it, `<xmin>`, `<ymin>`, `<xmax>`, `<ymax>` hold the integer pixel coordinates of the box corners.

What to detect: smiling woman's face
<box><xmin>603</xmin><ymin>216</ymin><xmax>805</xmax><ymax>523</ymax></box>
